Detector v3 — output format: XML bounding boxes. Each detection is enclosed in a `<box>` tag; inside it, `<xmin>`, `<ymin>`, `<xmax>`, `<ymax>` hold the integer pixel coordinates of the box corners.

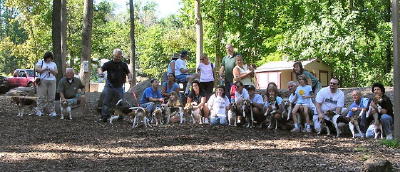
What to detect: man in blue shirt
<box><xmin>140</xmin><ymin>79</ymin><xmax>164</xmax><ymax>114</ymax></box>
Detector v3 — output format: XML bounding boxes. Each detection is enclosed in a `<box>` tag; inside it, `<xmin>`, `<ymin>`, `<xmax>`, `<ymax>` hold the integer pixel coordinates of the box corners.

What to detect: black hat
<box><xmin>247</xmin><ymin>85</ymin><xmax>256</xmax><ymax>91</ymax></box>
<box><xmin>180</xmin><ymin>50</ymin><xmax>188</xmax><ymax>58</ymax></box>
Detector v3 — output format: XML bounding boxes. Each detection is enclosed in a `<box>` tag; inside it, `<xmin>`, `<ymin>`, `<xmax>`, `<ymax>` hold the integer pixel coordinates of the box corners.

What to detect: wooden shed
<box><xmin>254</xmin><ymin>59</ymin><xmax>332</xmax><ymax>89</ymax></box>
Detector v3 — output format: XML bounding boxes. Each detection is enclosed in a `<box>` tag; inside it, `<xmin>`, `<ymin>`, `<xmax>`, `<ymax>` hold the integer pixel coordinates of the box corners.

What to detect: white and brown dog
<box><xmin>109</xmin><ymin>99</ymin><xmax>136</xmax><ymax>125</ymax></box>
<box><xmin>228</xmin><ymin>103</ymin><xmax>238</xmax><ymax>126</ymax></box>
<box><xmin>366</xmin><ymin>95</ymin><xmax>384</xmax><ymax>139</ymax></box>
<box><xmin>163</xmin><ymin>92</ymin><xmax>184</xmax><ymax>124</ymax></box>
<box><xmin>184</xmin><ymin>102</ymin><xmax>202</xmax><ymax>124</ymax></box>
<box><xmin>131</xmin><ymin>106</ymin><xmax>152</xmax><ymax>128</ymax></box>
<box><xmin>11</xmin><ymin>96</ymin><xmax>37</xmax><ymax>117</ymax></box>
<box><xmin>60</xmin><ymin>99</ymin><xmax>72</xmax><ymax>120</ymax></box>
<box><xmin>152</xmin><ymin>106</ymin><xmax>164</xmax><ymax>126</ymax></box>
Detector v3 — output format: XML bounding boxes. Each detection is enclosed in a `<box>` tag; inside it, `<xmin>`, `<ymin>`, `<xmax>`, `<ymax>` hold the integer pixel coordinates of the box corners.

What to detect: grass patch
<box><xmin>380</xmin><ymin>139</ymin><xmax>400</xmax><ymax>148</ymax></box>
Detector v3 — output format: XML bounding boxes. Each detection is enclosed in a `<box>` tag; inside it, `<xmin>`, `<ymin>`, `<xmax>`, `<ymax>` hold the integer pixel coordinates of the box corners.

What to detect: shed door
<box><xmin>319</xmin><ymin>71</ymin><xmax>329</xmax><ymax>87</ymax></box>
<box><xmin>256</xmin><ymin>71</ymin><xmax>281</xmax><ymax>89</ymax></box>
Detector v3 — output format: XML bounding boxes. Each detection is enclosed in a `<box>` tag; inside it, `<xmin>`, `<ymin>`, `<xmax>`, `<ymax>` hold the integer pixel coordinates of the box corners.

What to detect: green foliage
<box><xmin>380</xmin><ymin>139</ymin><xmax>400</xmax><ymax>148</ymax></box>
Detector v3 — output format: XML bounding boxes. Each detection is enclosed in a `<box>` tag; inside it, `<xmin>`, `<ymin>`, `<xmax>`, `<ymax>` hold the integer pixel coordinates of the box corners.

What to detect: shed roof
<box><xmin>255</xmin><ymin>59</ymin><xmax>317</xmax><ymax>72</ymax></box>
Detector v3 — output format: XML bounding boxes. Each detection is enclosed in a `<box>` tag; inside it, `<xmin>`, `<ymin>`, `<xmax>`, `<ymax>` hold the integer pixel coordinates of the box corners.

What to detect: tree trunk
<box><xmin>80</xmin><ymin>0</ymin><xmax>93</xmax><ymax>91</ymax></box>
<box><xmin>195</xmin><ymin>0</ymin><xmax>203</xmax><ymax>67</ymax></box>
<box><xmin>392</xmin><ymin>0</ymin><xmax>400</xmax><ymax>139</ymax></box>
<box><xmin>52</xmin><ymin>0</ymin><xmax>62</xmax><ymax>82</ymax></box>
<box><xmin>129</xmin><ymin>0</ymin><xmax>136</xmax><ymax>87</ymax></box>
<box><xmin>61</xmin><ymin>0</ymin><xmax>67</xmax><ymax>72</ymax></box>
<box><xmin>215</xmin><ymin>0</ymin><xmax>225</xmax><ymax>70</ymax></box>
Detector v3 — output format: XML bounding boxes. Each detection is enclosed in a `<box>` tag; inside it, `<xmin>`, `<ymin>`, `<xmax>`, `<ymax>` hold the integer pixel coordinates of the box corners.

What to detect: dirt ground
<box><xmin>0</xmin><ymin>91</ymin><xmax>399</xmax><ymax>171</ymax></box>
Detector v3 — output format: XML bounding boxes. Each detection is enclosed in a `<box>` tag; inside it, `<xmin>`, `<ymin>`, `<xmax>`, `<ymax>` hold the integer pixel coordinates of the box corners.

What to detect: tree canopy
<box><xmin>0</xmin><ymin>0</ymin><xmax>394</xmax><ymax>87</ymax></box>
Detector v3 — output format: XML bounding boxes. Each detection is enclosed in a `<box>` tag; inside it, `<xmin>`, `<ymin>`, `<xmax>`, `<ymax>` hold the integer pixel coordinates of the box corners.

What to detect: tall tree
<box><xmin>61</xmin><ymin>0</ymin><xmax>67</xmax><ymax>73</ymax></box>
<box><xmin>392</xmin><ymin>0</ymin><xmax>400</xmax><ymax>139</ymax></box>
<box><xmin>195</xmin><ymin>0</ymin><xmax>203</xmax><ymax>66</ymax></box>
<box><xmin>80</xmin><ymin>0</ymin><xmax>93</xmax><ymax>91</ymax></box>
<box><xmin>52</xmin><ymin>0</ymin><xmax>62</xmax><ymax>81</ymax></box>
<box><xmin>129</xmin><ymin>0</ymin><xmax>136</xmax><ymax>87</ymax></box>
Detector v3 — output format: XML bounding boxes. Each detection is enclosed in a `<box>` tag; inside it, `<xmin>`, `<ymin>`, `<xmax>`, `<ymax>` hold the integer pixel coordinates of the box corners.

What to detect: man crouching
<box><xmin>58</xmin><ymin>68</ymin><xmax>87</xmax><ymax>119</ymax></box>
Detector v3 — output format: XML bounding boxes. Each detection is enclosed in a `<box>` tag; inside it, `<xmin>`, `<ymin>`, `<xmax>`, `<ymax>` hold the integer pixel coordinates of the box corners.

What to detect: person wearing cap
<box><xmin>247</xmin><ymin>85</ymin><xmax>265</xmax><ymax>124</ymax></box>
<box><xmin>140</xmin><ymin>79</ymin><xmax>164</xmax><ymax>115</ymax></box>
<box><xmin>99</xmin><ymin>48</ymin><xmax>133</xmax><ymax>122</ymax></box>
<box><xmin>175</xmin><ymin>50</ymin><xmax>198</xmax><ymax>94</ymax></box>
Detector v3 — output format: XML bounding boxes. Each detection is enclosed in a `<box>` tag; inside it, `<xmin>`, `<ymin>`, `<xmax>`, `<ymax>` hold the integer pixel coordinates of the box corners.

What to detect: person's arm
<box><xmin>58</xmin><ymin>80</ymin><xmax>65</xmax><ymax>101</ymax></box>
<box><xmin>197</xmin><ymin>96</ymin><xmax>207</xmax><ymax>109</ymax></box>
<box><xmin>170</xmin><ymin>61</ymin><xmax>175</xmax><ymax>74</ymax></box>
<box><xmin>161</xmin><ymin>83</ymin><xmax>169</xmax><ymax>97</ymax></box>
<box><xmin>50</xmin><ymin>64</ymin><xmax>58</xmax><ymax>75</ymax></box>
<box><xmin>316</xmin><ymin>102</ymin><xmax>323</xmax><ymax>118</ymax></box>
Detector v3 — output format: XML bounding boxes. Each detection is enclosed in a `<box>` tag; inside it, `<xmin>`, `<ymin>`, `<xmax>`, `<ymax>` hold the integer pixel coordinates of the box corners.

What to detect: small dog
<box><xmin>228</xmin><ymin>103</ymin><xmax>238</xmax><ymax>126</ymax></box>
<box><xmin>366</xmin><ymin>95</ymin><xmax>384</xmax><ymax>139</ymax></box>
<box><xmin>164</xmin><ymin>92</ymin><xmax>184</xmax><ymax>124</ymax></box>
<box><xmin>318</xmin><ymin>110</ymin><xmax>337</xmax><ymax>136</ymax></box>
<box><xmin>264</xmin><ymin>98</ymin><xmax>279</xmax><ymax>130</ymax></box>
<box><xmin>131</xmin><ymin>107</ymin><xmax>151</xmax><ymax>128</ymax></box>
<box><xmin>109</xmin><ymin>99</ymin><xmax>135</xmax><ymax>124</ymax></box>
<box><xmin>152</xmin><ymin>106</ymin><xmax>164</xmax><ymax>126</ymax></box>
<box><xmin>281</xmin><ymin>98</ymin><xmax>292</xmax><ymax>121</ymax></box>
<box><xmin>11</xmin><ymin>96</ymin><xmax>37</xmax><ymax>117</ymax></box>
<box><xmin>60</xmin><ymin>100</ymin><xmax>72</xmax><ymax>120</ymax></box>
<box><xmin>348</xmin><ymin>109</ymin><xmax>364</xmax><ymax>138</ymax></box>
<box><xmin>184</xmin><ymin>102</ymin><xmax>202</xmax><ymax>124</ymax></box>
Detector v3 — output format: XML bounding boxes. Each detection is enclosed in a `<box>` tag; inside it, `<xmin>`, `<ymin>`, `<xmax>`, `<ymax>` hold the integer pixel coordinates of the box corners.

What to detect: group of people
<box><xmin>34</xmin><ymin>52</ymin><xmax>86</xmax><ymax>117</ymax></box>
<box><xmin>67</xmin><ymin>45</ymin><xmax>393</xmax><ymax>140</ymax></box>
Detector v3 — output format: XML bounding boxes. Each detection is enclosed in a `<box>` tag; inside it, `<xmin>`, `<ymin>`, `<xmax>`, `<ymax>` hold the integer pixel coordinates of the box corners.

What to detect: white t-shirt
<box><xmin>198</xmin><ymin>63</ymin><xmax>214</xmax><ymax>82</ymax></box>
<box><xmin>264</xmin><ymin>96</ymin><xmax>283</xmax><ymax>107</ymax></box>
<box><xmin>234</xmin><ymin>88</ymin><xmax>249</xmax><ymax>102</ymax></box>
<box><xmin>207</xmin><ymin>95</ymin><xmax>230</xmax><ymax>117</ymax></box>
<box><xmin>36</xmin><ymin>60</ymin><xmax>57</xmax><ymax>80</ymax></box>
<box><xmin>250</xmin><ymin>94</ymin><xmax>264</xmax><ymax>105</ymax></box>
<box><xmin>174</xmin><ymin>58</ymin><xmax>187</xmax><ymax>76</ymax></box>
<box><xmin>315</xmin><ymin>87</ymin><xmax>345</xmax><ymax>113</ymax></box>
<box><xmin>295</xmin><ymin>85</ymin><xmax>312</xmax><ymax>105</ymax></box>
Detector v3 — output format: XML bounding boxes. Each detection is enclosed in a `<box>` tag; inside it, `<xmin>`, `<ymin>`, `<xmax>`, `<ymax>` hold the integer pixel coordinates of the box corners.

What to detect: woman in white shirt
<box><xmin>35</xmin><ymin>51</ymin><xmax>58</xmax><ymax>117</ymax></box>
<box><xmin>197</xmin><ymin>54</ymin><xmax>215</xmax><ymax>99</ymax></box>
<box><xmin>207</xmin><ymin>85</ymin><xmax>230</xmax><ymax>125</ymax></box>
<box><xmin>232</xmin><ymin>55</ymin><xmax>255</xmax><ymax>88</ymax></box>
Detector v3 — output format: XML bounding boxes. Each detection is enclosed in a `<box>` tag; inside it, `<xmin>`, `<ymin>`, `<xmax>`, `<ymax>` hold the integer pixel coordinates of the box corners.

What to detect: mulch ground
<box><xmin>0</xmin><ymin>92</ymin><xmax>399</xmax><ymax>171</ymax></box>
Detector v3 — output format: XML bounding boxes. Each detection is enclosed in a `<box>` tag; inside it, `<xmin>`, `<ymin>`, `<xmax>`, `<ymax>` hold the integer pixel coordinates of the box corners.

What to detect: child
<box><xmin>207</xmin><ymin>85</ymin><xmax>230</xmax><ymax>125</ymax></box>
<box><xmin>291</xmin><ymin>74</ymin><xmax>314</xmax><ymax>132</ymax></box>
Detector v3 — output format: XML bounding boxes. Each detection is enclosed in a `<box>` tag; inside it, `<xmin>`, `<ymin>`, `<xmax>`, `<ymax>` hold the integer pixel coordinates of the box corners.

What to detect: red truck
<box><xmin>7</xmin><ymin>69</ymin><xmax>36</xmax><ymax>88</ymax></box>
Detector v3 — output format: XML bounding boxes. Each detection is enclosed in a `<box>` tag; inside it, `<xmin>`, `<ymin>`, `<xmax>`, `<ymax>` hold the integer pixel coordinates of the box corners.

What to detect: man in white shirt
<box><xmin>247</xmin><ymin>85</ymin><xmax>265</xmax><ymax>124</ymax></box>
<box><xmin>174</xmin><ymin>50</ymin><xmax>198</xmax><ymax>94</ymax></box>
<box><xmin>315</xmin><ymin>78</ymin><xmax>345</xmax><ymax>132</ymax></box>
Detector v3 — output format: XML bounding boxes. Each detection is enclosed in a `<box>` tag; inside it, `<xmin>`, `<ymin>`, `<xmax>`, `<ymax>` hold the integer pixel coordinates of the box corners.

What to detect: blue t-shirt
<box><xmin>162</xmin><ymin>82</ymin><xmax>179</xmax><ymax>94</ymax></box>
<box><xmin>295</xmin><ymin>85</ymin><xmax>312</xmax><ymax>105</ymax></box>
<box><xmin>140</xmin><ymin>87</ymin><xmax>162</xmax><ymax>104</ymax></box>
<box><xmin>347</xmin><ymin>97</ymin><xmax>369</xmax><ymax>117</ymax></box>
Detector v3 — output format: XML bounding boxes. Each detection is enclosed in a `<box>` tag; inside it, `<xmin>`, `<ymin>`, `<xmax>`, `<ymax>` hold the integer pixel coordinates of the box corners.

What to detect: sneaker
<box><xmin>36</xmin><ymin>111</ymin><xmax>43</xmax><ymax>116</ymax></box>
<box><xmin>354</xmin><ymin>133</ymin><xmax>363</xmax><ymax>138</ymax></box>
<box><xmin>204</xmin><ymin>118</ymin><xmax>209</xmax><ymax>124</ymax></box>
<box><xmin>49</xmin><ymin>112</ymin><xmax>58</xmax><ymax>117</ymax></box>
<box><xmin>305</xmin><ymin>127</ymin><xmax>312</xmax><ymax>133</ymax></box>
<box><xmin>291</xmin><ymin>127</ymin><xmax>300</xmax><ymax>133</ymax></box>
<box><xmin>386</xmin><ymin>134</ymin><xmax>393</xmax><ymax>140</ymax></box>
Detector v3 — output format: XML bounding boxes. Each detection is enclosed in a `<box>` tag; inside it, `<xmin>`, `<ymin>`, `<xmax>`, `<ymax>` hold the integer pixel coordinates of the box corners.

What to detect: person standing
<box><xmin>35</xmin><ymin>51</ymin><xmax>58</xmax><ymax>117</ymax></box>
<box><xmin>293</xmin><ymin>61</ymin><xmax>321</xmax><ymax>94</ymax></box>
<box><xmin>197</xmin><ymin>53</ymin><xmax>215</xmax><ymax>99</ymax></box>
<box><xmin>219</xmin><ymin>44</ymin><xmax>237</xmax><ymax>100</ymax></box>
<box><xmin>232</xmin><ymin>55</ymin><xmax>255</xmax><ymax>88</ymax></box>
<box><xmin>99</xmin><ymin>49</ymin><xmax>133</xmax><ymax>122</ymax></box>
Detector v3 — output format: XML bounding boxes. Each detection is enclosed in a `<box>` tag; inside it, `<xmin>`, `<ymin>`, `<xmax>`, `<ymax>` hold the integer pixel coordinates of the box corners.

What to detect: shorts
<box><xmin>176</xmin><ymin>74</ymin><xmax>189</xmax><ymax>83</ymax></box>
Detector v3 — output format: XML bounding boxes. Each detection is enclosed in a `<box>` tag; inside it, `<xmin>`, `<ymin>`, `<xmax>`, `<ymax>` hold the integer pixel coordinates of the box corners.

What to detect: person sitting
<box><xmin>247</xmin><ymin>85</ymin><xmax>265</xmax><ymax>125</ymax></box>
<box><xmin>140</xmin><ymin>79</ymin><xmax>164</xmax><ymax>115</ymax></box>
<box><xmin>207</xmin><ymin>85</ymin><xmax>230</xmax><ymax>125</ymax></box>
<box><xmin>58</xmin><ymin>68</ymin><xmax>87</xmax><ymax>114</ymax></box>
<box><xmin>186</xmin><ymin>80</ymin><xmax>210</xmax><ymax>122</ymax></box>
<box><xmin>291</xmin><ymin>74</ymin><xmax>314</xmax><ymax>133</ymax></box>
<box><xmin>162</xmin><ymin>53</ymin><xmax>180</xmax><ymax>83</ymax></box>
<box><xmin>197</xmin><ymin>53</ymin><xmax>215</xmax><ymax>99</ymax></box>
<box><xmin>232</xmin><ymin>55</ymin><xmax>255</xmax><ymax>89</ymax></box>
<box><xmin>315</xmin><ymin>77</ymin><xmax>345</xmax><ymax>132</ymax></box>
<box><xmin>363</xmin><ymin>83</ymin><xmax>394</xmax><ymax>140</ymax></box>
<box><xmin>161</xmin><ymin>73</ymin><xmax>180</xmax><ymax>100</ymax></box>
<box><xmin>344</xmin><ymin>90</ymin><xmax>369</xmax><ymax>135</ymax></box>
<box><xmin>175</xmin><ymin>50</ymin><xmax>198</xmax><ymax>94</ymax></box>
<box><xmin>233</xmin><ymin>81</ymin><xmax>249</xmax><ymax>104</ymax></box>
<box><xmin>264</xmin><ymin>84</ymin><xmax>285</xmax><ymax>129</ymax></box>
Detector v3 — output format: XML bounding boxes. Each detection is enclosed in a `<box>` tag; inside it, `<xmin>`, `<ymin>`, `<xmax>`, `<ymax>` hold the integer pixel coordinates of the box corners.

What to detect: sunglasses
<box><xmin>330</xmin><ymin>82</ymin><xmax>338</xmax><ymax>85</ymax></box>
<box><xmin>200</xmin><ymin>59</ymin><xmax>204</xmax><ymax>60</ymax></box>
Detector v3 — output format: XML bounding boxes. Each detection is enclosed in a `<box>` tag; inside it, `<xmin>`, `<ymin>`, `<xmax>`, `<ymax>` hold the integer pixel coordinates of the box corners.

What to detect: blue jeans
<box><xmin>210</xmin><ymin>116</ymin><xmax>228</xmax><ymax>125</ymax></box>
<box><xmin>101</xmin><ymin>83</ymin><xmax>124</xmax><ymax>120</ymax></box>
<box><xmin>381</xmin><ymin>114</ymin><xmax>393</xmax><ymax>135</ymax></box>
<box><xmin>141</xmin><ymin>102</ymin><xmax>155</xmax><ymax>114</ymax></box>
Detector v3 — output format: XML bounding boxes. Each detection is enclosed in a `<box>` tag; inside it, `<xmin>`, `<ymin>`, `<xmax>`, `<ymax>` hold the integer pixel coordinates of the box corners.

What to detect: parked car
<box><xmin>0</xmin><ymin>75</ymin><xmax>9</xmax><ymax>93</ymax></box>
<box><xmin>7</xmin><ymin>69</ymin><xmax>36</xmax><ymax>88</ymax></box>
